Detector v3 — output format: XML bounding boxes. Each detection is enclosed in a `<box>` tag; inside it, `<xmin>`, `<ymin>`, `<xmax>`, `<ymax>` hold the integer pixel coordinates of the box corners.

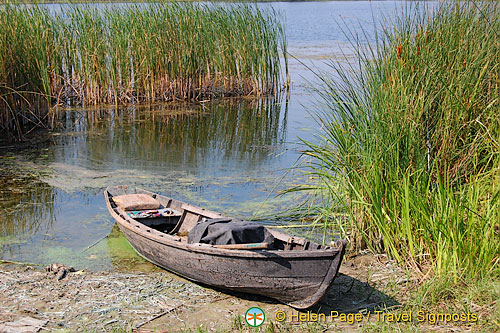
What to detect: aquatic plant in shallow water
<box><xmin>0</xmin><ymin>2</ymin><xmax>287</xmax><ymax>140</ymax></box>
<box><xmin>296</xmin><ymin>1</ymin><xmax>500</xmax><ymax>280</ymax></box>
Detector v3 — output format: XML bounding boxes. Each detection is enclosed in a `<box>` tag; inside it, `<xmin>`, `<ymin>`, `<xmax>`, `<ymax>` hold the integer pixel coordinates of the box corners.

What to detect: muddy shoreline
<box><xmin>1</xmin><ymin>252</ymin><xmax>490</xmax><ymax>332</ymax></box>
<box><xmin>0</xmin><ymin>254</ymin><xmax>422</xmax><ymax>332</ymax></box>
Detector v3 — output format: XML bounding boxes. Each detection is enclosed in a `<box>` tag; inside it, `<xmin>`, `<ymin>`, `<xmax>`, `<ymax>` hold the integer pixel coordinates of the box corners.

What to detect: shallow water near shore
<box><xmin>0</xmin><ymin>1</ymin><xmax>408</xmax><ymax>270</ymax></box>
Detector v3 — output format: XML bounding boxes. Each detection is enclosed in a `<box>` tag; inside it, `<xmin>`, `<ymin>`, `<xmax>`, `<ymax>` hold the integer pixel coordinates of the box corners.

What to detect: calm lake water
<box><xmin>0</xmin><ymin>1</ymin><xmax>406</xmax><ymax>270</ymax></box>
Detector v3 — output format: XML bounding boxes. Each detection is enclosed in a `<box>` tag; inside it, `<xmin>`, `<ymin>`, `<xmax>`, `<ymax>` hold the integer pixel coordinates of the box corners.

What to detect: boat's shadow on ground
<box><xmin>208</xmin><ymin>272</ymin><xmax>398</xmax><ymax>314</ymax></box>
<box><xmin>314</xmin><ymin>272</ymin><xmax>399</xmax><ymax>313</ymax></box>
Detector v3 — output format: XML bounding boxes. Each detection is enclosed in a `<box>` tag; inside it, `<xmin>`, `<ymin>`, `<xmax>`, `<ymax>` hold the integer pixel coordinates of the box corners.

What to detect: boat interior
<box><xmin>106</xmin><ymin>186</ymin><xmax>332</xmax><ymax>251</ymax></box>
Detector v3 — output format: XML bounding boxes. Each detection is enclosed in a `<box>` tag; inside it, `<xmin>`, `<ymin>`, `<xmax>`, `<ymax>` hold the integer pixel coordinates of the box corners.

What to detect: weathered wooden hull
<box><xmin>105</xmin><ymin>186</ymin><xmax>346</xmax><ymax>309</ymax></box>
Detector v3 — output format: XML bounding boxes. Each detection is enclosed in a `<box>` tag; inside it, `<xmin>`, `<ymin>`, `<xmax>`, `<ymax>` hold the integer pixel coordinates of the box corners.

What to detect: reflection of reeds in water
<box><xmin>52</xmin><ymin>97</ymin><xmax>287</xmax><ymax>171</ymax></box>
<box><xmin>0</xmin><ymin>169</ymin><xmax>56</xmax><ymax>251</ymax></box>
<box><xmin>0</xmin><ymin>3</ymin><xmax>287</xmax><ymax>140</ymax></box>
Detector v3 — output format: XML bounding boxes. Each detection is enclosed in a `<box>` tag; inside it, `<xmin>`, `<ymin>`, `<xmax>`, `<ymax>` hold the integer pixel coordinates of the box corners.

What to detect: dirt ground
<box><xmin>0</xmin><ymin>254</ymin><xmax>483</xmax><ymax>332</ymax></box>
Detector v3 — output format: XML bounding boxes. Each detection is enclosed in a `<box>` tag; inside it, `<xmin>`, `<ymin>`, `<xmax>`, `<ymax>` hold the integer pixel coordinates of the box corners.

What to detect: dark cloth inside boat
<box><xmin>187</xmin><ymin>218</ymin><xmax>275</xmax><ymax>247</ymax></box>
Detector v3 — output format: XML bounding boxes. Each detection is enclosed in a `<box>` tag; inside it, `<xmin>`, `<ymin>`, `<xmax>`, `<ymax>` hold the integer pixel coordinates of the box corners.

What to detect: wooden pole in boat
<box><xmin>213</xmin><ymin>243</ymin><xmax>269</xmax><ymax>250</ymax></box>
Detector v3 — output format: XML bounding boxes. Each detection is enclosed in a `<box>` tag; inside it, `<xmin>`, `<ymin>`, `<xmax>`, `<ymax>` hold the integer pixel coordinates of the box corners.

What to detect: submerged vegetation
<box><xmin>0</xmin><ymin>2</ymin><xmax>287</xmax><ymax>140</ymax></box>
<box><xmin>299</xmin><ymin>0</ymin><xmax>499</xmax><ymax>283</ymax></box>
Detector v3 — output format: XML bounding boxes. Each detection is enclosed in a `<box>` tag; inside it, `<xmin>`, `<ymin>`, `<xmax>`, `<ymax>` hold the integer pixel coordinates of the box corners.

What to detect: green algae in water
<box><xmin>0</xmin><ymin>235</ymin><xmax>24</xmax><ymax>246</ymax></box>
<box><xmin>104</xmin><ymin>224</ymin><xmax>152</xmax><ymax>271</ymax></box>
<box><xmin>81</xmin><ymin>224</ymin><xmax>157</xmax><ymax>272</ymax></box>
<box><xmin>36</xmin><ymin>246</ymin><xmax>81</xmax><ymax>267</ymax></box>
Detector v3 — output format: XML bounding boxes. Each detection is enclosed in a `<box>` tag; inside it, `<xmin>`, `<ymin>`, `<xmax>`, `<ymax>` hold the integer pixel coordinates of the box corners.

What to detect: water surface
<box><xmin>0</xmin><ymin>1</ymin><xmax>408</xmax><ymax>269</ymax></box>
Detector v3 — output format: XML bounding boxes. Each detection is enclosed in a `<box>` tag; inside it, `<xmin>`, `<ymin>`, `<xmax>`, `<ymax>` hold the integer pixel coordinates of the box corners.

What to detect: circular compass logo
<box><xmin>245</xmin><ymin>307</ymin><xmax>265</xmax><ymax>327</ymax></box>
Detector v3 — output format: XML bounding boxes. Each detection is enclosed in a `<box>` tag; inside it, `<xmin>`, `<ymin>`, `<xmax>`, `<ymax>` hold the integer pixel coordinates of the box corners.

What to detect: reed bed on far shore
<box><xmin>0</xmin><ymin>2</ymin><xmax>287</xmax><ymax>140</ymax></box>
<box><xmin>296</xmin><ymin>1</ymin><xmax>499</xmax><ymax>281</ymax></box>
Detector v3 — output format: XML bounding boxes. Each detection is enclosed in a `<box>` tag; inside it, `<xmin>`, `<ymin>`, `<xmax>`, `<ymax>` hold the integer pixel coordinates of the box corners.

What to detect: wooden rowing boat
<box><xmin>104</xmin><ymin>185</ymin><xmax>346</xmax><ymax>309</ymax></box>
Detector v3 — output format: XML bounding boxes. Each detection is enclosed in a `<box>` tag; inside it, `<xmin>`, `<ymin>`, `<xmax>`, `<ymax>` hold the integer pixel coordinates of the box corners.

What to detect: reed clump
<box><xmin>299</xmin><ymin>1</ymin><xmax>499</xmax><ymax>280</ymax></box>
<box><xmin>0</xmin><ymin>2</ymin><xmax>287</xmax><ymax>140</ymax></box>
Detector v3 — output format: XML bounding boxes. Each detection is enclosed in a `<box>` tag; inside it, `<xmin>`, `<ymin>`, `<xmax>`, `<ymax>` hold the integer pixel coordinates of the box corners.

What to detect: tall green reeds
<box><xmin>0</xmin><ymin>3</ymin><xmax>287</xmax><ymax>140</ymax></box>
<box><xmin>299</xmin><ymin>1</ymin><xmax>499</xmax><ymax>280</ymax></box>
